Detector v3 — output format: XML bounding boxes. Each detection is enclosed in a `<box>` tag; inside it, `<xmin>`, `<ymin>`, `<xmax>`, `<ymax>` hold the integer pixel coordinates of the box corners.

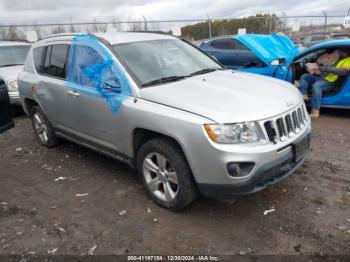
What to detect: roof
<box><xmin>308</xmin><ymin>39</ymin><xmax>350</xmax><ymax>50</ymax></box>
<box><xmin>40</xmin><ymin>32</ymin><xmax>176</xmax><ymax>45</ymax></box>
<box><xmin>0</xmin><ymin>40</ymin><xmax>31</xmax><ymax>47</ymax></box>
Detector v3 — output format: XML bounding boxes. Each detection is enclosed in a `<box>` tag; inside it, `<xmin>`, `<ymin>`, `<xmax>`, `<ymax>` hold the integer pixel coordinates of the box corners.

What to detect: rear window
<box><xmin>43</xmin><ymin>44</ymin><xmax>70</xmax><ymax>79</ymax></box>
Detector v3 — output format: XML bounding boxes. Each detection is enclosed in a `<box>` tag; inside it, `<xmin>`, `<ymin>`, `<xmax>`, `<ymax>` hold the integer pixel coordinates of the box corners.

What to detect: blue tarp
<box><xmin>65</xmin><ymin>34</ymin><xmax>132</xmax><ymax>113</ymax></box>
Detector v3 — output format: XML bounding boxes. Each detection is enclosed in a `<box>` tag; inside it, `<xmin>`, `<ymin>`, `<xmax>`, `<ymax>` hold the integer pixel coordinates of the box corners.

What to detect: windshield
<box><xmin>0</xmin><ymin>45</ymin><xmax>31</xmax><ymax>67</ymax></box>
<box><xmin>112</xmin><ymin>39</ymin><xmax>222</xmax><ymax>87</ymax></box>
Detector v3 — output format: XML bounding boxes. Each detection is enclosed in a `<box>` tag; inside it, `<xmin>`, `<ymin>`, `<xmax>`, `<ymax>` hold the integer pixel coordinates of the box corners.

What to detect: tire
<box><xmin>30</xmin><ymin>106</ymin><xmax>58</xmax><ymax>148</ymax></box>
<box><xmin>137</xmin><ymin>138</ymin><xmax>198</xmax><ymax>210</ymax></box>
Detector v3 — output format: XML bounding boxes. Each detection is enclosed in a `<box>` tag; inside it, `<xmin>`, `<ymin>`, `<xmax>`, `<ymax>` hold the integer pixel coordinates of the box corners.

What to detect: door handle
<box><xmin>67</xmin><ymin>90</ymin><xmax>80</xmax><ymax>97</ymax></box>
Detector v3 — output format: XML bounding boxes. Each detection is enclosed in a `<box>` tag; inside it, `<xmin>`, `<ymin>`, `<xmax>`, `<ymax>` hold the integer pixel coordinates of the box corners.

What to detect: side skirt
<box><xmin>55</xmin><ymin>129</ymin><xmax>135</xmax><ymax>169</ymax></box>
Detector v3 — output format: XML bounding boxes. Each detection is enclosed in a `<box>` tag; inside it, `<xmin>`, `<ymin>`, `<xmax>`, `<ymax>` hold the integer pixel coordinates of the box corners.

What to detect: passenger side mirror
<box><xmin>271</xmin><ymin>58</ymin><xmax>286</xmax><ymax>66</ymax></box>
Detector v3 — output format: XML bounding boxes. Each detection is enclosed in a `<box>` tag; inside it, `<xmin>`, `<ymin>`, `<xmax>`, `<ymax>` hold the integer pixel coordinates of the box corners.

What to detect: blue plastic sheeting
<box><xmin>65</xmin><ymin>34</ymin><xmax>132</xmax><ymax>113</ymax></box>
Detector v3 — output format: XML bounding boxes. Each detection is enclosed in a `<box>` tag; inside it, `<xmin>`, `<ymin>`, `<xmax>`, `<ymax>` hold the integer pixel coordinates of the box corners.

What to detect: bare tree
<box><xmin>147</xmin><ymin>21</ymin><xmax>160</xmax><ymax>31</ymax></box>
<box><xmin>111</xmin><ymin>17</ymin><xmax>122</xmax><ymax>31</ymax></box>
<box><xmin>7</xmin><ymin>26</ymin><xmax>19</xmax><ymax>40</ymax></box>
<box><xmin>32</xmin><ymin>23</ymin><xmax>42</xmax><ymax>39</ymax></box>
<box><xmin>128</xmin><ymin>19</ymin><xmax>144</xmax><ymax>31</ymax></box>
<box><xmin>52</xmin><ymin>25</ymin><xmax>66</xmax><ymax>34</ymax></box>
<box><xmin>0</xmin><ymin>27</ymin><xmax>7</xmax><ymax>40</ymax></box>
<box><xmin>89</xmin><ymin>18</ymin><xmax>107</xmax><ymax>33</ymax></box>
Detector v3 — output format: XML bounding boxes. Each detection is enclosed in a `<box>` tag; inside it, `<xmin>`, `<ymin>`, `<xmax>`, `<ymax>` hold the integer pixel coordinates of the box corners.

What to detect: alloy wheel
<box><xmin>143</xmin><ymin>152</ymin><xmax>179</xmax><ymax>202</ymax></box>
<box><xmin>33</xmin><ymin>113</ymin><xmax>49</xmax><ymax>143</ymax></box>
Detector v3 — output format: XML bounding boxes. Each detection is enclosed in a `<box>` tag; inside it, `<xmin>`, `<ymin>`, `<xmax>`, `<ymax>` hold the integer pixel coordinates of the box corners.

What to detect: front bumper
<box><xmin>197</xmin><ymin>142</ymin><xmax>308</xmax><ymax>199</ymax></box>
<box><xmin>9</xmin><ymin>91</ymin><xmax>20</xmax><ymax>105</ymax></box>
<box><xmin>187</xmin><ymin>126</ymin><xmax>311</xmax><ymax>199</ymax></box>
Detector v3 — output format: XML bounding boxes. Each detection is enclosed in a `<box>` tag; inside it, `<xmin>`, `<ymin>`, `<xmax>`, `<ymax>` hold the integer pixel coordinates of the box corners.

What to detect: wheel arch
<box><xmin>132</xmin><ymin>128</ymin><xmax>197</xmax><ymax>181</ymax></box>
<box><xmin>22</xmin><ymin>98</ymin><xmax>39</xmax><ymax>116</ymax></box>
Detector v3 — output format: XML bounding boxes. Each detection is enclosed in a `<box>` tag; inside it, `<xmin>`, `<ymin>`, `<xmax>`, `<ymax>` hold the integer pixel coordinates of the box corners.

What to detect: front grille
<box><xmin>263</xmin><ymin>104</ymin><xmax>308</xmax><ymax>143</ymax></box>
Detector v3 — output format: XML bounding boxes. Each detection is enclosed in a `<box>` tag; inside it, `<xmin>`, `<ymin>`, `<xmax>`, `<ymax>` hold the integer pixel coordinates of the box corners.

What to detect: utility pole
<box><xmin>322</xmin><ymin>11</ymin><xmax>327</xmax><ymax>34</ymax></box>
<box><xmin>207</xmin><ymin>14</ymin><xmax>212</xmax><ymax>38</ymax></box>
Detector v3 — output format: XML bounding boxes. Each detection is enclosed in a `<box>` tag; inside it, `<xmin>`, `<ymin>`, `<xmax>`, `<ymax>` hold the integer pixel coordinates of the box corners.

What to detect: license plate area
<box><xmin>293</xmin><ymin>135</ymin><xmax>310</xmax><ymax>162</ymax></box>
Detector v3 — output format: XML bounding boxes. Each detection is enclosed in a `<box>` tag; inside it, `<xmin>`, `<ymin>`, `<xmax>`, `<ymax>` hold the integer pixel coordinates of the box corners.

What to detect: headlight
<box><xmin>204</xmin><ymin>122</ymin><xmax>259</xmax><ymax>144</ymax></box>
<box><xmin>7</xmin><ymin>80</ymin><xmax>18</xmax><ymax>92</ymax></box>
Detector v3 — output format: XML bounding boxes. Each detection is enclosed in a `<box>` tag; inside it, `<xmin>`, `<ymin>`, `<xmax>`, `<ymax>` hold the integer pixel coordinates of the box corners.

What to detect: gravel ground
<box><xmin>0</xmin><ymin>109</ymin><xmax>349</xmax><ymax>256</ymax></box>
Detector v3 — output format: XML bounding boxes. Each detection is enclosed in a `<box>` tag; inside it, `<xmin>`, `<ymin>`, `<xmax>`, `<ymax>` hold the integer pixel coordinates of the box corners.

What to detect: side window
<box><xmin>33</xmin><ymin>46</ymin><xmax>45</xmax><ymax>73</ymax></box>
<box><xmin>67</xmin><ymin>45</ymin><xmax>122</xmax><ymax>94</ymax></box>
<box><xmin>210</xmin><ymin>38</ymin><xmax>236</xmax><ymax>50</ymax></box>
<box><xmin>44</xmin><ymin>44</ymin><xmax>69</xmax><ymax>79</ymax></box>
<box><xmin>233</xmin><ymin>39</ymin><xmax>249</xmax><ymax>51</ymax></box>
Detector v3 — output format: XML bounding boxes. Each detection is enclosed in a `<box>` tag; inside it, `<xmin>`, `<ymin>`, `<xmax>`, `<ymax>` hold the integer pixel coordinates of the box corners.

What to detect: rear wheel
<box><xmin>137</xmin><ymin>138</ymin><xmax>198</xmax><ymax>210</ymax></box>
<box><xmin>30</xmin><ymin>106</ymin><xmax>58</xmax><ymax>148</ymax></box>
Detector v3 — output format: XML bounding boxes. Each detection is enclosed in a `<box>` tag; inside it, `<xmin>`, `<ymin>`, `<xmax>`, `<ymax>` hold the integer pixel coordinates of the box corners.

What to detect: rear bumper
<box><xmin>197</xmin><ymin>134</ymin><xmax>309</xmax><ymax>199</ymax></box>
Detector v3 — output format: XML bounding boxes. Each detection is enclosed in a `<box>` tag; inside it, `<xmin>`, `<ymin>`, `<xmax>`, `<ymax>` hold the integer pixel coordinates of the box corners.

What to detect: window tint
<box><xmin>210</xmin><ymin>38</ymin><xmax>235</xmax><ymax>49</ymax></box>
<box><xmin>235</xmin><ymin>40</ymin><xmax>249</xmax><ymax>51</ymax></box>
<box><xmin>210</xmin><ymin>38</ymin><xmax>249</xmax><ymax>51</ymax></box>
<box><xmin>33</xmin><ymin>46</ymin><xmax>45</xmax><ymax>73</ymax></box>
<box><xmin>44</xmin><ymin>44</ymin><xmax>69</xmax><ymax>79</ymax></box>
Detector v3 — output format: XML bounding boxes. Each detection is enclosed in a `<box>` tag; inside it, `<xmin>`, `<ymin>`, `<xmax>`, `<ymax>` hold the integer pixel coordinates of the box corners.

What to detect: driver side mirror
<box><xmin>103</xmin><ymin>78</ymin><xmax>121</xmax><ymax>94</ymax></box>
<box><xmin>271</xmin><ymin>58</ymin><xmax>286</xmax><ymax>66</ymax></box>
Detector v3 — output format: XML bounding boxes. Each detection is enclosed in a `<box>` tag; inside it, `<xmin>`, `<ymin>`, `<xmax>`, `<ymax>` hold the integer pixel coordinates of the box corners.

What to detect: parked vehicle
<box><xmin>0</xmin><ymin>41</ymin><xmax>31</xmax><ymax>105</ymax></box>
<box><xmin>0</xmin><ymin>83</ymin><xmax>14</xmax><ymax>133</ymax></box>
<box><xmin>329</xmin><ymin>33</ymin><xmax>350</xmax><ymax>40</ymax></box>
<box><xmin>300</xmin><ymin>35</ymin><xmax>330</xmax><ymax>48</ymax></box>
<box><xmin>201</xmin><ymin>34</ymin><xmax>350</xmax><ymax>109</ymax></box>
<box><xmin>18</xmin><ymin>32</ymin><xmax>311</xmax><ymax>210</ymax></box>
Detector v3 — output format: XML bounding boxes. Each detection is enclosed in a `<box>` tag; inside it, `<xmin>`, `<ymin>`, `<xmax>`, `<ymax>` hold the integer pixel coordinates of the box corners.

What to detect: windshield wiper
<box><xmin>189</xmin><ymin>67</ymin><xmax>223</xmax><ymax>76</ymax></box>
<box><xmin>141</xmin><ymin>75</ymin><xmax>187</xmax><ymax>87</ymax></box>
<box><xmin>0</xmin><ymin>63</ymin><xmax>23</xmax><ymax>67</ymax></box>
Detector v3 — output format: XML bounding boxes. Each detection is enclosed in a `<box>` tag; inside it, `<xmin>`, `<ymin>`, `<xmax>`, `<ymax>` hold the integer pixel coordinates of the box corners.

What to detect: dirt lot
<box><xmin>0</xmin><ymin>109</ymin><xmax>350</xmax><ymax>256</ymax></box>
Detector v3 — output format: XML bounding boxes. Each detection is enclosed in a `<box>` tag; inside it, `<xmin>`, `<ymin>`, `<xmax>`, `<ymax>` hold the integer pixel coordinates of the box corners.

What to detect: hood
<box><xmin>0</xmin><ymin>65</ymin><xmax>23</xmax><ymax>82</ymax></box>
<box><xmin>140</xmin><ymin>70</ymin><xmax>302</xmax><ymax>123</ymax></box>
<box><xmin>234</xmin><ymin>33</ymin><xmax>300</xmax><ymax>64</ymax></box>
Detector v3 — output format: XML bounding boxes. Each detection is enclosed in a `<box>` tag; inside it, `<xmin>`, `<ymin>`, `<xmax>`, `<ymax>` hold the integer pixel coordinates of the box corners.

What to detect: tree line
<box><xmin>181</xmin><ymin>14</ymin><xmax>285</xmax><ymax>40</ymax></box>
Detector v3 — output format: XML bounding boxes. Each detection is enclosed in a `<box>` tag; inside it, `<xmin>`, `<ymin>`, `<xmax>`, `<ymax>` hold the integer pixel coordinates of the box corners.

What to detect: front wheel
<box><xmin>137</xmin><ymin>138</ymin><xmax>198</xmax><ymax>210</ymax></box>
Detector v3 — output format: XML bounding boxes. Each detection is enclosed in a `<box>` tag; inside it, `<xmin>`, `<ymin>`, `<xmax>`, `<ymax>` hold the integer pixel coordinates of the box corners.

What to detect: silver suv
<box><xmin>18</xmin><ymin>33</ymin><xmax>311</xmax><ymax>210</ymax></box>
<box><xmin>0</xmin><ymin>41</ymin><xmax>31</xmax><ymax>105</ymax></box>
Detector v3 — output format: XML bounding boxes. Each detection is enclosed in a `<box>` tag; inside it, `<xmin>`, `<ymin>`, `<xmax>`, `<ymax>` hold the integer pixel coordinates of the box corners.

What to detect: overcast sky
<box><xmin>0</xmin><ymin>0</ymin><xmax>348</xmax><ymax>25</ymax></box>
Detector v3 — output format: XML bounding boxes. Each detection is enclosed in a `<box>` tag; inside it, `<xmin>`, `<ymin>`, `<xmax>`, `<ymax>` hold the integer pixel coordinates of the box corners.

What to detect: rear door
<box><xmin>0</xmin><ymin>82</ymin><xmax>14</xmax><ymax>133</ymax></box>
<box><xmin>38</xmin><ymin>43</ymin><xmax>75</xmax><ymax>132</ymax></box>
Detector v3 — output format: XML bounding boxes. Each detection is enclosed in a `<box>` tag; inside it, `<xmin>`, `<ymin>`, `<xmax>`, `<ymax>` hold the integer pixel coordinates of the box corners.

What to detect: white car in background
<box><xmin>0</xmin><ymin>41</ymin><xmax>31</xmax><ymax>105</ymax></box>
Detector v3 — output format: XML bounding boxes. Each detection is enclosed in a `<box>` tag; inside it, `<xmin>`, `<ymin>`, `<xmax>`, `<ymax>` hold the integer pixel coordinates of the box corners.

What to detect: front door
<box><xmin>65</xmin><ymin>41</ymin><xmax>132</xmax><ymax>153</ymax></box>
<box><xmin>0</xmin><ymin>82</ymin><xmax>14</xmax><ymax>133</ymax></box>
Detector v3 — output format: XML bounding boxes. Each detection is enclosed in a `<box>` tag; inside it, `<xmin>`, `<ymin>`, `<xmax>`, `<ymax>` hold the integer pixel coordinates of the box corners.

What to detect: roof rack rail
<box><xmin>125</xmin><ymin>31</ymin><xmax>171</xmax><ymax>35</ymax></box>
<box><xmin>39</xmin><ymin>33</ymin><xmax>82</xmax><ymax>41</ymax></box>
